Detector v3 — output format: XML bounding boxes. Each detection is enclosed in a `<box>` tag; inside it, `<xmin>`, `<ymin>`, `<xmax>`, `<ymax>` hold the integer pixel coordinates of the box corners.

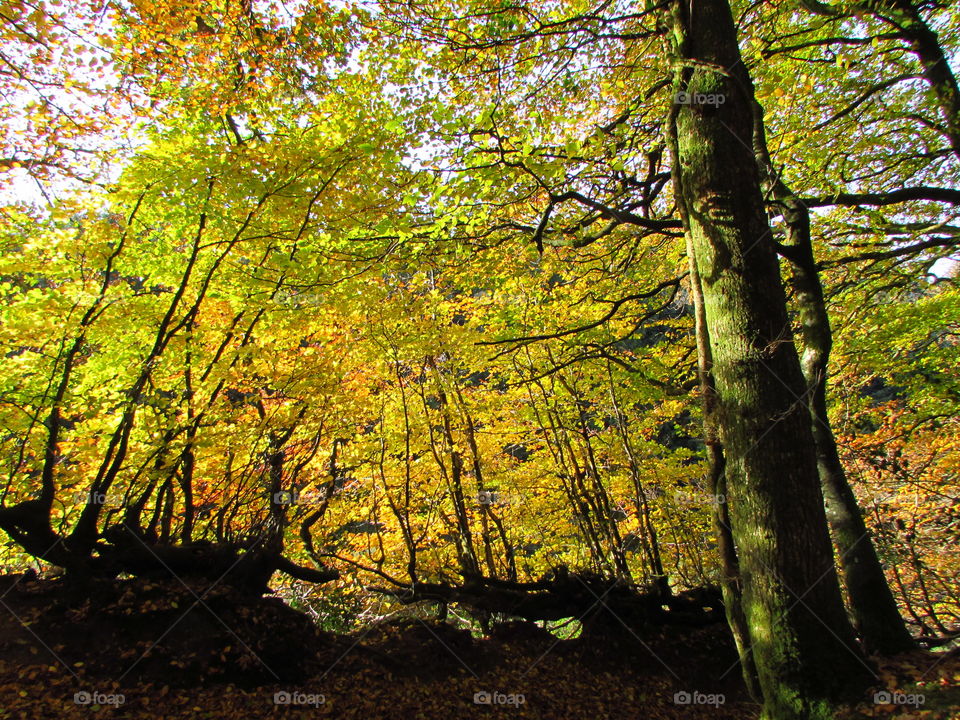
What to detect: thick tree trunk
<box><xmin>664</xmin><ymin>1</ymin><xmax>872</xmax><ymax>716</ymax></box>
<box><xmin>685</xmin><ymin>232</ymin><xmax>761</xmax><ymax>700</ymax></box>
<box><xmin>751</xmin><ymin>103</ymin><xmax>916</xmax><ymax>655</ymax></box>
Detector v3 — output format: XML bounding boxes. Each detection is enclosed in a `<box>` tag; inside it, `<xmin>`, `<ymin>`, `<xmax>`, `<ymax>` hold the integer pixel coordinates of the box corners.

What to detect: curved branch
<box><xmin>802</xmin><ymin>186</ymin><xmax>960</xmax><ymax>207</ymax></box>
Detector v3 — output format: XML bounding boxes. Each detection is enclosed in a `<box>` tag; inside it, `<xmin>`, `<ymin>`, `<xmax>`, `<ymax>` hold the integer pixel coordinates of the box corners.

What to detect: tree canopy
<box><xmin>0</xmin><ymin>0</ymin><xmax>957</xmax><ymax>718</ymax></box>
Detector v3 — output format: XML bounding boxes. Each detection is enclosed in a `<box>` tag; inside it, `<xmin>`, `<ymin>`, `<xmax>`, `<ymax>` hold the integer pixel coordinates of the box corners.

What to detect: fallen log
<box><xmin>71</xmin><ymin>521</ymin><xmax>338</xmax><ymax>593</ymax></box>
<box><xmin>367</xmin><ymin>572</ymin><xmax>723</xmax><ymax>627</ymax></box>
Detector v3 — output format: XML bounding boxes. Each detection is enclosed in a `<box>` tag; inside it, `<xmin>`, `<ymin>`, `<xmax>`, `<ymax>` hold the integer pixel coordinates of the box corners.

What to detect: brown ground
<box><xmin>0</xmin><ymin>574</ymin><xmax>955</xmax><ymax>719</ymax></box>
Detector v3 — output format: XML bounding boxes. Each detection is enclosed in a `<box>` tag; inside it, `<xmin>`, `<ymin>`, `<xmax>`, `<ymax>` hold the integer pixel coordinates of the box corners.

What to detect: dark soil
<box><xmin>0</xmin><ymin>574</ymin><xmax>954</xmax><ymax>719</ymax></box>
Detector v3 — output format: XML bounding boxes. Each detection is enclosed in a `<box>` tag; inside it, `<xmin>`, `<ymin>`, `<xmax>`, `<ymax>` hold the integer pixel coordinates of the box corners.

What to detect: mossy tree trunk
<box><xmin>751</xmin><ymin>102</ymin><xmax>915</xmax><ymax>655</ymax></box>
<box><xmin>663</xmin><ymin>1</ymin><xmax>873</xmax><ymax>717</ymax></box>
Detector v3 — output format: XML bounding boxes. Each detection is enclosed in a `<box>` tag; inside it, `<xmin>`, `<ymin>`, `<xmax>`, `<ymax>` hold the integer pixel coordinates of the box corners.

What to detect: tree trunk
<box><xmin>685</xmin><ymin>246</ymin><xmax>761</xmax><ymax>700</ymax></box>
<box><xmin>663</xmin><ymin>1</ymin><xmax>872</xmax><ymax>716</ymax></box>
<box><xmin>751</xmin><ymin>102</ymin><xmax>916</xmax><ymax>655</ymax></box>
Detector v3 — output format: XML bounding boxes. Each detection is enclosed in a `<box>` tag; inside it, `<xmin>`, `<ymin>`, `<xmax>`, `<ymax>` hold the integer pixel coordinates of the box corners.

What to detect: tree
<box><xmin>740</xmin><ymin>0</ymin><xmax>958</xmax><ymax>653</ymax></box>
<box><xmin>664</xmin><ymin>0</ymin><xmax>872</xmax><ymax>716</ymax></box>
<box><xmin>751</xmin><ymin>102</ymin><xmax>916</xmax><ymax>655</ymax></box>
<box><xmin>3</xmin><ymin>0</ymin><xmax>958</xmax><ymax>714</ymax></box>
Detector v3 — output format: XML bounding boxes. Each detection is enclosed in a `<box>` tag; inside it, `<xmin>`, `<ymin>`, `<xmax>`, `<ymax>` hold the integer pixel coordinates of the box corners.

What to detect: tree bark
<box><xmin>663</xmin><ymin>1</ymin><xmax>873</xmax><ymax>716</ymax></box>
<box><xmin>751</xmin><ymin>102</ymin><xmax>916</xmax><ymax>655</ymax></box>
<box><xmin>685</xmin><ymin>245</ymin><xmax>761</xmax><ymax>700</ymax></box>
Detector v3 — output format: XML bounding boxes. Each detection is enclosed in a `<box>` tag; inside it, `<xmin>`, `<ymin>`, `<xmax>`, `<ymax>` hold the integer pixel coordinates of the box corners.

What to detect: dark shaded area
<box><xmin>367</xmin><ymin>572</ymin><xmax>723</xmax><ymax>627</ymax></box>
<box><xmin>0</xmin><ymin>574</ymin><xmax>956</xmax><ymax>719</ymax></box>
<box><xmin>0</xmin><ymin>573</ymin><xmax>740</xmax><ymax>695</ymax></box>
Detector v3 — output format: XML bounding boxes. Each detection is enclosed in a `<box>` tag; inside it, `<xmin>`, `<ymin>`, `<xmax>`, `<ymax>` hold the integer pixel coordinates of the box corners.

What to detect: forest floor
<box><xmin>0</xmin><ymin>574</ymin><xmax>956</xmax><ymax>720</ymax></box>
